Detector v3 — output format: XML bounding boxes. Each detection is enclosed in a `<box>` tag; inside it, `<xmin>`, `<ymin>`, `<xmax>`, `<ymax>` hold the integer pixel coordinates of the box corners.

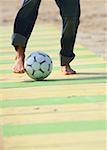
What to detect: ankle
<box><xmin>61</xmin><ymin>64</ymin><xmax>70</xmax><ymax>68</ymax></box>
<box><xmin>16</xmin><ymin>46</ymin><xmax>25</xmax><ymax>59</ymax></box>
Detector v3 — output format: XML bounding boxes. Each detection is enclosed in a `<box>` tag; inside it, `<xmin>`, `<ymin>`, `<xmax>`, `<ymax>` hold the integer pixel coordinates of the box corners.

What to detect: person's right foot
<box><xmin>12</xmin><ymin>56</ymin><xmax>25</xmax><ymax>73</ymax></box>
<box><xmin>12</xmin><ymin>47</ymin><xmax>25</xmax><ymax>73</ymax></box>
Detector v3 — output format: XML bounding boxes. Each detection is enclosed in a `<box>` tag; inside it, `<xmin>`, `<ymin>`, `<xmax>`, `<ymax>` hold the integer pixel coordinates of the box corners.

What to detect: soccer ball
<box><xmin>25</xmin><ymin>51</ymin><xmax>53</xmax><ymax>80</ymax></box>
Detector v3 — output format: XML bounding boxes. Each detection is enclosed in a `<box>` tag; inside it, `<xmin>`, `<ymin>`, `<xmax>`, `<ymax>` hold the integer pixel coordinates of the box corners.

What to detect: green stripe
<box><xmin>0</xmin><ymin>76</ymin><xmax>106</xmax><ymax>89</ymax></box>
<box><xmin>0</xmin><ymin>52</ymin><xmax>15</xmax><ymax>56</ymax></box>
<box><xmin>0</xmin><ymin>70</ymin><xmax>13</xmax><ymax>74</ymax></box>
<box><xmin>73</xmin><ymin>63</ymin><xmax>106</xmax><ymax>69</ymax></box>
<box><xmin>2</xmin><ymin>120</ymin><xmax>106</xmax><ymax>137</ymax></box>
<box><xmin>76</xmin><ymin>54</ymin><xmax>102</xmax><ymax>59</ymax></box>
<box><xmin>0</xmin><ymin>95</ymin><xmax>106</xmax><ymax>108</ymax></box>
<box><xmin>0</xmin><ymin>60</ymin><xmax>14</xmax><ymax>64</ymax></box>
<box><xmin>75</xmin><ymin>47</ymin><xmax>89</xmax><ymax>51</ymax></box>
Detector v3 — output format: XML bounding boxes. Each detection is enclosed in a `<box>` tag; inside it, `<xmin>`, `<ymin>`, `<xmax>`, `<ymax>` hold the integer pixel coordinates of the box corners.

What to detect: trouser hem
<box><xmin>60</xmin><ymin>54</ymin><xmax>75</xmax><ymax>66</ymax></box>
<box><xmin>12</xmin><ymin>33</ymin><xmax>27</xmax><ymax>48</ymax></box>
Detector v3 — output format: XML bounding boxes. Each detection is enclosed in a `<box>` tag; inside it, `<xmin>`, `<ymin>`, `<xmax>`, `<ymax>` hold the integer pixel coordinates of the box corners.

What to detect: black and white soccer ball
<box><xmin>25</xmin><ymin>51</ymin><xmax>53</xmax><ymax>80</ymax></box>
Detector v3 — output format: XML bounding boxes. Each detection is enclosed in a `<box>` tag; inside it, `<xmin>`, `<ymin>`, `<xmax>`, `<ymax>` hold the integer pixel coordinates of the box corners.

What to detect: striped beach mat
<box><xmin>0</xmin><ymin>24</ymin><xmax>107</xmax><ymax>150</ymax></box>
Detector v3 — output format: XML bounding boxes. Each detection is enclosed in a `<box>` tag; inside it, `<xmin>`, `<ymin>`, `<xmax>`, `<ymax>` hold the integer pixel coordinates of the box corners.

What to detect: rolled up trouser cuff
<box><xmin>12</xmin><ymin>33</ymin><xmax>27</xmax><ymax>48</ymax></box>
<box><xmin>60</xmin><ymin>53</ymin><xmax>75</xmax><ymax>66</ymax></box>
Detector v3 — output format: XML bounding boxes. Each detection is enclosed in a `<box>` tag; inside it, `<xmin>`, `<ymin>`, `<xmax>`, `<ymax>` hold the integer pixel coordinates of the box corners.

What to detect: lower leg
<box><xmin>60</xmin><ymin>17</ymin><xmax>80</xmax><ymax>75</ymax></box>
<box><xmin>55</xmin><ymin>0</ymin><xmax>80</xmax><ymax>75</ymax></box>
<box><xmin>12</xmin><ymin>0</ymin><xmax>41</xmax><ymax>73</ymax></box>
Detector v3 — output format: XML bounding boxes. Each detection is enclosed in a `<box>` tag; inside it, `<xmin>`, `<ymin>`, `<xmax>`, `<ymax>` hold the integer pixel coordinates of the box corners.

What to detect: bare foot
<box><xmin>12</xmin><ymin>47</ymin><xmax>25</xmax><ymax>73</ymax></box>
<box><xmin>61</xmin><ymin>64</ymin><xmax>76</xmax><ymax>75</ymax></box>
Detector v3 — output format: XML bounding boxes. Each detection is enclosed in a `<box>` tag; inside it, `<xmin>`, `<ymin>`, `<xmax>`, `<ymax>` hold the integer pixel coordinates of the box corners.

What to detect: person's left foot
<box><xmin>61</xmin><ymin>64</ymin><xmax>76</xmax><ymax>75</ymax></box>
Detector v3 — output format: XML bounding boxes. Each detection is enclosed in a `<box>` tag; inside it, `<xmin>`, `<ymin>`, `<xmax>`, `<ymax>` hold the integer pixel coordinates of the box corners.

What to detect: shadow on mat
<box><xmin>23</xmin><ymin>73</ymin><xmax>107</xmax><ymax>83</ymax></box>
<box><xmin>77</xmin><ymin>72</ymin><xmax>107</xmax><ymax>75</ymax></box>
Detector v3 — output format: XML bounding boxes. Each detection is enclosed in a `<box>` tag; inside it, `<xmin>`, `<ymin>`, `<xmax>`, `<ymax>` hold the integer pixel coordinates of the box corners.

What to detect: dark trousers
<box><xmin>12</xmin><ymin>0</ymin><xmax>80</xmax><ymax>66</ymax></box>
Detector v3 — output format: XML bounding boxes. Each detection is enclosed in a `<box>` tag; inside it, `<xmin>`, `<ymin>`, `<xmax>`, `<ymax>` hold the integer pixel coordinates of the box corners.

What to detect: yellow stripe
<box><xmin>1</xmin><ymin>107</ymin><xmax>105</xmax><ymax>125</ymax></box>
<box><xmin>3</xmin><ymin>131</ymin><xmax>106</xmax><ymax>150</ymax></box>
<box><xmin>0</xmin><ymin>83</ymin><xmax>105</xmax><ymax>100</ymax></box>
<box><xmin>0</xmin><ymin>135</ymin><xmax>4</xmax><ymax>150</ymax></box>
<box><xmin>1</xmin><ymin>102</ymin><xmax>106</xmax><ymax>116</ymax></box>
